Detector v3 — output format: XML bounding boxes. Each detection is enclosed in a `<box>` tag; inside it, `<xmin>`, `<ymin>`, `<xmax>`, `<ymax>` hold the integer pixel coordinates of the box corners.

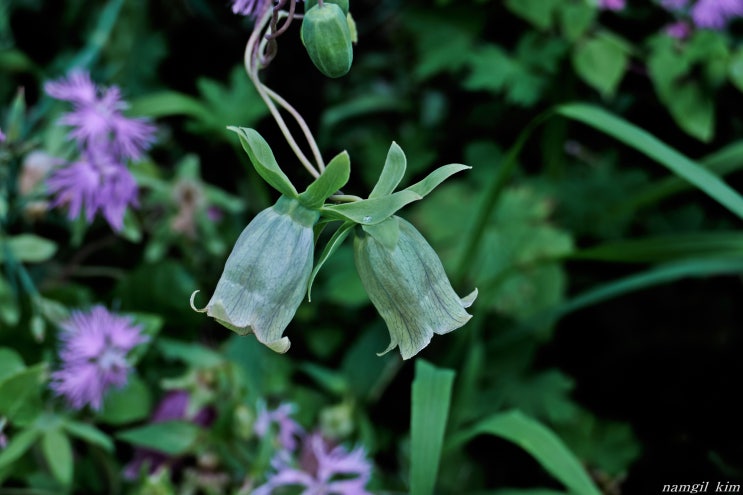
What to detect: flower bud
<box><xmin>192</xmin><ymin>196</ymin><xmax>319</xmax><ymax>353</ymax></box>
<box><xmin>301</xmin><ymin>3</ymin><xmax>354</xmax><ymax>78</ymax></box>
<box><xmin>353</xmin><ymin>216</ymin><xmax>477</xmax><ymax>360</ymax></box>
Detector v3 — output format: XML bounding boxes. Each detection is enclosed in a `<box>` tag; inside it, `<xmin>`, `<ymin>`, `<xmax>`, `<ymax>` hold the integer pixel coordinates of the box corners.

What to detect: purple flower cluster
<box><xmin>252</xmin><ymin>403</ymin><xmax>373</xmax><ymax>495</ymax></box>
<box><xmin>691</xmin><ymin>0</ymin><xmax>743</xmax><ymax>28</ymax></box>
<box><xmin>598</xmin><ymin>0</ymin><xmax>626</xmax><ymax>11</ymax></box>
<box><xmin>0</xmin><ymin>128</ymin><xmax>5</xmax><ymax>143</ymax></box>
<box><xmin>50</xmin><ymin>305</ymin><xmax>147</xmax><ymax>411</ymax></box>
<box><xmin>45</xmin><ymin>71</ymin><xmax>156</xmax><ymax>231</ymax></box>
<box><xmin>660</xmin><ymin>0</ymin><xmax>743</xmax><ymax>32</ymax></box>
<box><xmin>231</xmin><ymin>0</ymin><xmax>266</xmax><ymax>16</ymax></box>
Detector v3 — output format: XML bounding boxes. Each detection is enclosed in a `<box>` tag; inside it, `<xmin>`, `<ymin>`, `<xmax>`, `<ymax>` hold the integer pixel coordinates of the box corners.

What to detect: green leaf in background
<box><xmin>728</xmin><ymin>48</ymin><xmax>743</xmax><ymax>92</ymax></box>
<box><xmin>129</xmin><ymin>90</ymin><xmax>210</xmax><ymax>121</ymax></box>
<box><xmin>117</xmin><ymin>420</ymin><xmax>201</xmax><ymax>455</ymax></box>
<box><xmin>559</xmin><ymin>2</ymin><xmax>596</xmax><ymax>42</ymax></box>
<box><xmin>63</xmin><ymin>420</ymin><xmax>114</xmax><ymax>452</ymax></box>
<box><xmin>410</xmin><ymin>360</ymin><xmax>455</xmax><ymax>495</ymax></box>
<box><xmin>571</xmin><ymin>232</ymin><xmax>743</xmax><ymax>263</ymax></box>
<box><xmin>157</xmin><ymin>337</ymin><xmax>224</xmax><ymax>368</ymax></box>
<box><xmin>0</xmin><ymin>348</ymin><xmax>25</xmax><ymax>381</ymax></box>
<box><xmin>557</xmin><ymin>104</ymin><xmax>743</xmax><ymax>220</ymax></box>
<box><xmin>228</xmin><ymin>126</ymin><xmax>298</xmax><ymax>198</ymax></box>
<box><xmin>307</xmin><ymin>221</ymin><xmax>355</xmax><ymax>301</ymax></box>
<box><xmin>449</xmin><ymin>410</ymin><xmax>602</xmax><ymax>495</ymax></box>
<box><xmin>96</xmin><ymin>375</ymin><xmax>152</xmax><ymax>425</ymax></box>
<box><xmin>369</xmin><ymin>142</ymin><xmax>407</xmax><ymax>199</ymax></box>
<box><xmin>0</xmin><ymin>234</ymin><xmax>57</xmax><ymax>263</ymax></box>
<box><xmin>505</xmin><ymin>0</ymin><xmax>561</xmax><ymax>30</ymax></box>
<box><xmin>0</xmin><ymin>428</ymin><xmax>41</xmax><ymax>471</ymax></box>
<box><xmin>299</xmin><ymin>150</ymin><xmax>351</xmax><ymax>209</ymax></box>
<box><xmin>41</xmin><ymin>428</ymin><xmax>73</xmax><ymax>486</ymax></box>
<box><xmin>0</xmin><ymin>363</ymin><xmax>46</xmax><ymax>422</ymax></box>
<box><xmin>667</xmin><ymin>82</ymin><xmax>715</xmax><ymax>142</ymax></box>
<box><xmin>572</xmin><ymin>35</ymin><xmax>628</xmax><ymax>98</ymax></box>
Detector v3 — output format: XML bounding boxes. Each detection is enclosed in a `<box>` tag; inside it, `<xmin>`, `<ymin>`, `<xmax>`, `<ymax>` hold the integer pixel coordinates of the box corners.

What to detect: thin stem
<box><xmin>244</xmin><ymin>5</ymin><xmax>325</xmax><ymax>179</ymax></box>
<box><xmin>264</xmin><ymin>86</ymin><xmax>326</xmax><ymax>171</ymax></box>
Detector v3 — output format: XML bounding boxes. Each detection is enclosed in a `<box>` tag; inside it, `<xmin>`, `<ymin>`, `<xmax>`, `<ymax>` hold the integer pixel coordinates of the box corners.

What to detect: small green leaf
<box><xmin>448</xmin><ymin>411</ymin><xmax>601</xmax><ymax>495</ymax></box>
<box><xmin>0</xmin><ymin>348</ymin><xmax>25</xmax><ymax>382</ymax></box>
<box><xmin>300</xmin><ymin>150</ymin><xmax>351</xmax><ymax>209</ymax></box>
<box><xmin>0</xmin><ymin>364</ymin><xmax>46</xmax><ymax>421</ymax></box>
<box><xmin>728</xmin><ymin>48</ymin><xmax>743</xmax><ymax>92</ymax></box>
<box><xmin>117</xmin><ymin>420</ymin><xmax>201</xmax><ymax>455</ymax></box>
<box><xmin>42</xmin><ymin>428</ymin><xmax>73</xmax><ymax>486</ymax></box>
<box><xmin>228</xmin><ymin>127</ymin><xmax>298</xmax><ymax>198</ymax></box>
<box><xmin>97</xmin><ymin>376</ymin><xmax>152</xmax><ymax>425</ymax></box>
<box><xmin>572</xmin><ymin>35</ymin><xmax>628</xmax><ymax>97</ymax></box>
<box><xmin>0</xmin><ymin>428</ymin><xmax>41</xmax><ymax>469</ymax></box>
<box><xmin>157</xmin><ymin>337</ymin><xmax>224</xmax><ymax>368</ymax></box>
<box><xmin>307</xmin><ymin>221</ymin><xmax>355</xmax><ymax>301</ymax></box>
<box><xmin>0</xmin><ymin>234</ymin><xmax>57</xmax><ymax>263</ymax></box>
<box><xmin>505</xmin><ymin>0</ymin><xmax>561</xmax><ymax>30</ymax></box>
<box><xmin>322</xmin><ymin>163</ymin><xmax>470</xmax><ymax>224</ymax></box>
<box><xmin>63</xmin><ymin>420</ymin><xmax>114</xmax><ymax>452</ymax></box>
<box><xmin>361</xmin><ymin>216</ymin><xmax>400</xmax><ymax>250</ymax></box>
<box><xmin>405</xmin><ymin>163</ymin><xmax>471</xmax><ymax>197</ymax></box>
<box><xmin>410</xmin><ymin>360</ymin><xmax>455</xmax><ymax>495</ymax></box>
<box><xmin>369</xmin><ymin>142</ymin><xmax>407</xmax><ymax>198</ymax></box>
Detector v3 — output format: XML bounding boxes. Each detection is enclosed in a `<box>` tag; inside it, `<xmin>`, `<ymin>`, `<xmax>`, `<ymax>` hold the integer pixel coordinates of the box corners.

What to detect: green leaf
<box><xmin>0</xmin><ymin>428</ymin><xmax>41</xmax><ymax>469</ymax></box>
<box><xmin>666</xmin><ymin>82</ymin><xmax>715</xmax><ymax>142</ymax></box>
<box><xmin>405</xmin><ymin>163</ymin><xmax>471</xmax><ymax>197</ymax></box>
<box><xmin>556</xmin><ymin>103</ymin><xmax>743</xmax><ymax>220</ymax></box>
<box><xmin>410</xmin><ymin>360</ymin><xmax>455</xmax><ymax>495</ymax></box>
<box><xmin>448</xmin><ymin>411</ymin><xmax>601</xmax><ymax>495</ymax></box>
<box><xmin>361</xmin><ymin>216</ymin><xmax>400</xmax><ymax>251</ymax></box>
<box><xmin>307</xmin><ymin>221</ymin><xmax>355</xmax><ymax>301</ymax></box>
<box><xmin>550</xmin><ymin>258</ymin><xmax>743</xmax><ymax>319</ymax></box>
<box><xmin>0</xmin><ymin>364</ymin><xmax>46</xmax><ymax>421</ymax></box>
<box><xmin>572</xmin><ymin>35</ymin><xmax>628</xmax><ymax>97</ymax></box>
<box><xmin>157</xmin><ymin>337</ymin><xmax>224</xmax><ymax>368</ymax></box>
<box><xmin>571</xmin><ymin>232</ymin><xmax>743</xmax><ymax>263</ymax></box>
<box><xmin>42</xmin><ymin>429</ymin><xmax>73</xmax><ymax>486</ymax></box>
<box><xmin>299</xmin><ymin>151</ymin><xmax>351</xmax><ymax>209</ymax></box>
<box><xmin>63</xmin><ymin>420</ymin><xmax>114</xmax><ymax>452</ymax></box>
<box><xmin>0</xmin><ymin>234</ymin><xmax>57</xmax><ymax>263</ymax></box>
<box><xmin>505</xmin><ymin>0</ymin><xmax>561</xmax><ymax>30</ymax></box>
<box><xmin>96</xmin><ymin>376</ymin><xmax>152</xmax><ymax>425</ymax></box>
<box><xmin>228</xmin><ymin>127</ymin><xmax>298</xmax><ymax>198</ymax></box>
<box><xmin>128</xmin><ymin>91</ymin><xmax>210</xmax><ymax>120</ymax></box>
<box><xmin>117</xmin><ymin>420</ymin><xmax>201</xmax><ymax>455</ymax></box>
<box><xmin>322</xmin><ymin>189</ymin><xmax>421</xmax><ymax>224</ymax></box>
<box><xmin>728</xmin><ymin>48</ymin><xmax>743</xmax><ymax>92</ymax></box>
<box><xmin>369</xmin><ymin>142</ymin><xmax>407</xmax><ymax>198</ymax></box>
<box><xmin>559</xmin><ymin>2</ymin><xmax>596</xmax><ymax>41</ymax></box>
<box><xmin>0</xmin><ymin>348</ymin><xmax>25</xmax><ymax>382</ymax></box>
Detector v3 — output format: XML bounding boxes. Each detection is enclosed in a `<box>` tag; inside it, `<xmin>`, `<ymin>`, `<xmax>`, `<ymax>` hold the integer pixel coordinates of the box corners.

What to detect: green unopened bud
<box><xmin>191</xmin><ymin>196</ymin><xmax>319</xmax><ymax>353</ymax></box>
<box><xmin>305</xmin><ymin>0</ymin><xmax>350</xmax><ymax>15</ymax></box>
<box><xmin>301</xmin><ymin>3</ymin><xmax>353</xmax><ymax>78</ymax></box>
<box><xmin>353</xmin><ymin>216</ymin><xmax>477</xmax><ymax>360</ymax></box>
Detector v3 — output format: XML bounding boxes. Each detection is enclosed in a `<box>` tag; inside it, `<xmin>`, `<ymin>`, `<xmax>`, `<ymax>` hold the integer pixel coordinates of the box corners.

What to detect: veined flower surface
<box><xmin>192</xmin><ymin>196</ymin><xmax>319</xmax><ymax>353</ymax></box>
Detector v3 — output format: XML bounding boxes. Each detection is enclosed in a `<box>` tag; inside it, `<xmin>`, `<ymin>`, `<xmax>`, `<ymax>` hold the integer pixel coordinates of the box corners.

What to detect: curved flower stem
<box><xmin>244</xmin><ymin>6</ymin><xmax>325</xmax><ymax>178</ymax></box>
<box><xmin>263</xmin><ymin>86</ymin><xmax>326</xmax><ymax>172</ymax></box>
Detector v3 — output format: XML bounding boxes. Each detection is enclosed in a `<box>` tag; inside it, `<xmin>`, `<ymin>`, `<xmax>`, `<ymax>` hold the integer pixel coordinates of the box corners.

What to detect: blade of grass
<box><xmin>570</xmin><ymin>232</ymin><xmax>743</xmax><ymax>263</ymax></box>
<box><xmin>557</xmin><ymin>104</ymin><xmax>743</xmax><ymax>221</ymax></box>
<box><xmin>410</xmin><ymin>360</ymin><xmax>456</xmax><ymax>495</ymax></box>
<box><xmin>447</xmin><ymin>411</ymin><xmax>601</xmax><ymax>495</ymax></box>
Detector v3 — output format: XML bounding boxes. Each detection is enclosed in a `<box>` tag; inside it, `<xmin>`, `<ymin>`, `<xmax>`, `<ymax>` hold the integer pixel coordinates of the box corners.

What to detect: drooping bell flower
<box><xmin>191</xmin><ymin>196</ymin><xmax>319</xmax><ymax>353</ymax></box>
<box><xmin>353</xmin><ymin>216</ymin><xmax>477</xmax><ymax>360</ymax></box>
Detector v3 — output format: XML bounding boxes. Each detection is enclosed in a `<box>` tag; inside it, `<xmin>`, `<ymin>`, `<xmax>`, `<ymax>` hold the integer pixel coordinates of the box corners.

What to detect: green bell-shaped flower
<box><xmin>191</xmin><ymin>196</ymin><xmax>319</xmax><ymax>353</ymax></box>
<box><xmin>353</xmin><ymin>216</ymin><xmax>477</xmax><ymax>360</ymax></box>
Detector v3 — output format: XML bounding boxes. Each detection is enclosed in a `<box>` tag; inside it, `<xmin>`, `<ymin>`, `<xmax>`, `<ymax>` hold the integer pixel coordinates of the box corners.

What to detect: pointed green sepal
<box><xmin>191</xmin><ymin>196</ymin><xmax>319</xmax><ymax>353</ymax></box>
<box><xmin>299</xmin><ymin>150</ymin><xmax>351</xmax><ymax>210</ymax></box>
<box><xmin>307</xmin><ymin>220</ymin><xmax>355</xmax><ymax>301</ymax></box>
<box><xmin>353</xmin><ymin>216</ymin><xmax>477</xmax><ymax>359</ymax></box>
<box><xmin>228</xmin><ymin>127</ymin><xmax>298</xmax><ymax>198</ymax></box>
<box><xmin>322</xmin><ymin>162</ymin><xmax>471</xmax><ymax>225</ymax></box>
<box><xmin>369</xmin><ymin>142</ymin><xmax>406</xmax><ymax>199</ymax></box>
